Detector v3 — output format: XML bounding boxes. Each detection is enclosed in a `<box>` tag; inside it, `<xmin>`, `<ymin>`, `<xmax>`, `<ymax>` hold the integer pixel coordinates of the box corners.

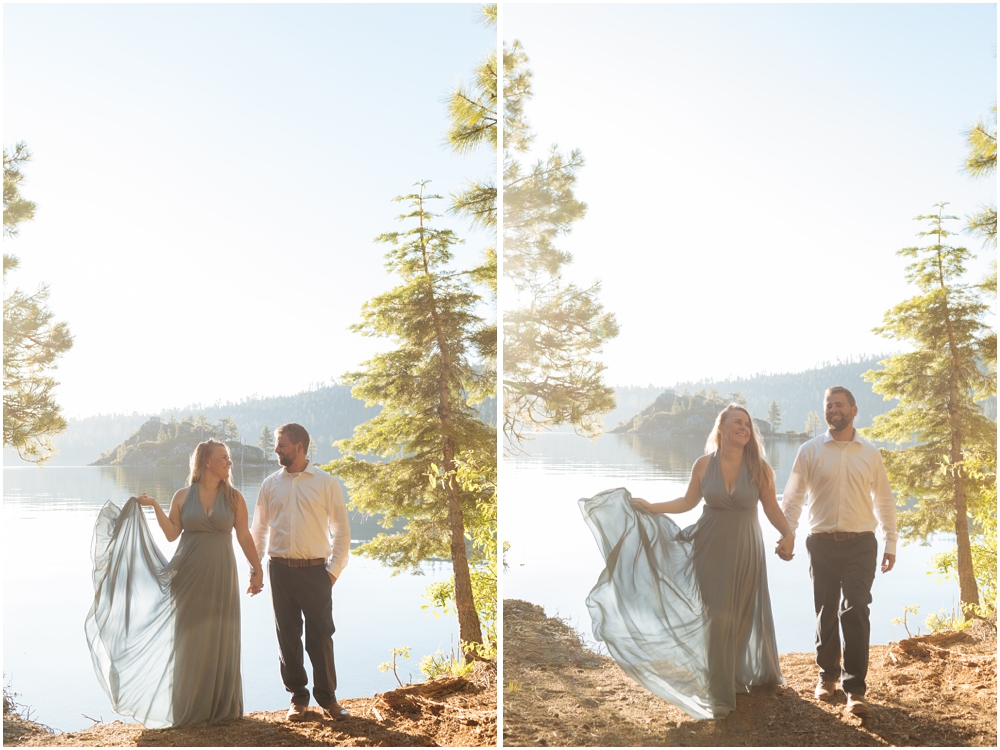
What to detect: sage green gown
<box><xmin>85</xmin><ymin>486</ymin><xmax>243</xmax><ymax>728</ymax></box>
<box><xmin>580</xmin><ymin>453</ymin><xmax>783</xmax><ymax>720</ymax></box>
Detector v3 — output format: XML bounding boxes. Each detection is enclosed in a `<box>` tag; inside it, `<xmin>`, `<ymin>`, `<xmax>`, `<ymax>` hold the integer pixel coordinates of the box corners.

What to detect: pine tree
<box><xmin>258</xmin><ymin>425</ymin><xmax>274</xmax><ymax>461</ymax></box>
<box><xmin>729</xmin><ymin>391</ymin><xmax>748</xmax><ymax>408</ymax></box>
<box><xmin>863</xmin><ymin>205</ymin><xmax>996</xmax><ymax>616</ymax></box>
<box><xmin>326</xmin><ymin>185</ymin><xmax>495</xmax><ymax>654</ymax></box>
<box><xmin>963</xmin><ymin>104</ymin><xmax>996</xmax><ymax>250</ymax></box>
<box><xmin>805</xmin><ymin>411</ymin><xmax>823</xmax><ymax>437</ymax></box>
<box><xmin>502</xmin><ymin>36</ymin><xmax>619</xmax><ymax>445</ymax></box>
<box><xmin>3</xmin><ymin>143</ymin><xmax>73</xmax><ymax>462</ymax></box>
<box><xmin>445</xmin><ymin>2</ymin><xmax>497</xmax><ymax>396</ymax></box>
<box><xmin>766</xmin><ymin>400</ymin><xmax>782</xmax><ymax>433</ymax></box>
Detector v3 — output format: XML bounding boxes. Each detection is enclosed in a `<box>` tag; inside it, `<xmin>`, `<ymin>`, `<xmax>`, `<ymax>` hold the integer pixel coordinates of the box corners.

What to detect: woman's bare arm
<box><xmin>233</xmin><ymin>491</ymin><xmax>264</xmax><ymax>595</ymax></box>
<box><xmin>759</xmin><ymin>474</ymin><xmax>795</xmax><ymax>560</ymax></box>
<box><xmin>632</xmin><ymin>456</ymin><xmax>708</xmax><ymax>514</ymax></box>
<box><xmin>138</xmin><ymin>490</ymin><xmax>184</xmax><ymax>542</ymax></box>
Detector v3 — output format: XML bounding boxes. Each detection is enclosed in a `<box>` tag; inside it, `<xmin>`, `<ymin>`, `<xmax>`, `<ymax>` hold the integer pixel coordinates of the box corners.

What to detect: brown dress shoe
<box><xmin>846</xmin><ymin>693</ymin><xmax>869</xmax><ymax>716</ymax></box>
<box><xmin>325</xmin><ymin>698</ymin><xmax>350</xmax><ymax>721</ymax></box>
<box><xmin>815</xmin><ymin>679</ymin><xmax>838</xmax><ymax>702</ymax></box>
<box><xmin>286</xmin><ymin>703</ymin><xmax>309</xmax><ymax>722</ymax></box>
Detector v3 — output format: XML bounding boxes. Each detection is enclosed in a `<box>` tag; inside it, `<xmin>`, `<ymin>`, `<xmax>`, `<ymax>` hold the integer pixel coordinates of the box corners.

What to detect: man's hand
<box><xmin>881</xmin><ymin>553</ymin><xmax>895</xmax><ymax>573</ymax></box>
<box><xmin>328</xmin><ymin>571</ymin><xmax>338</xmax><ymax>587</ymax></box>
<box><xmin>247</xmin><ymin>568</ymin><xmax>264</xmax><ymax>596</ymax></box>
<box><xmin>775</xmin><ymin>535</ymin><xmax>794</xmax><ymax>561</ymax></box>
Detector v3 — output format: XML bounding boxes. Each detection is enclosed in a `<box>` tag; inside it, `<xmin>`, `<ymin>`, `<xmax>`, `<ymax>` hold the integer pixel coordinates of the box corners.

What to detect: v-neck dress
<box><xmin>579</xmin><ymin>453</ymin><xmax>783</xmax><ymax>719</ymax></box>
<box><xmin>85</xmin><ymin>486</ymin><xmax>243</xmax><ymax>729</ymax></box>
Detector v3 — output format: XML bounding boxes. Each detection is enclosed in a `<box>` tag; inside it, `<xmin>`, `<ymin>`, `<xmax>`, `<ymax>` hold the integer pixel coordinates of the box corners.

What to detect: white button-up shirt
<box><xmin>781</xmin><ymin>430</ymin><xmax>898</xmax><ymax>556</ymax></box>
<box><xmin>251</xmin><ymin>461</ymin><xmax>351</xmax><ymax>579</ymax></box>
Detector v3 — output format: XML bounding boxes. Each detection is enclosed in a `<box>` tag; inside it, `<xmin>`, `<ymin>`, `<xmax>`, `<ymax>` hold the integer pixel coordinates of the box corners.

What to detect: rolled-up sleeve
<box><xmin>872</xmin><ymin>451</ymin><xmax>898</xmax><ymax>556</ymax></box>
<box><xmin>326</xmin><ymin>480</ymin><xmax>351</xmax><ymax>579</ymax></box>
<box><xmin>250</xmin><ymin>481</ymin><xmax>270</xmax><ymax>563</ymax></box>
<box><xmin>781</xmin><ymin>445</ymin><xmax>810</xmax><ymax>536</ymax></box>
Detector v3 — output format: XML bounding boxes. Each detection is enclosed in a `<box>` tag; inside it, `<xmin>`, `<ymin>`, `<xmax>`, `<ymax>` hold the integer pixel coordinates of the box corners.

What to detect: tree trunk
<box><xmin>940</xmin><ymin>253</ymin><xmax>981</xmax><ymax>615</ymax></box>
<box><xmin>418</xmin><ymin>197</ymin><xmax>484</xmax><ymax>654</ymax></box>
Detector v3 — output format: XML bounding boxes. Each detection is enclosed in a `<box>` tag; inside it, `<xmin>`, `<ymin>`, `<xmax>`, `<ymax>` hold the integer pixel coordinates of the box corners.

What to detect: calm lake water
<box><xmin>504</xmin><ymin>432</ymin><xmax>961</xmax><ymax>657</ymax></box>
<box><xmin>3</xmin><ymin>465</ymin><xmax>457</xmax><ymax>732</ymax></box>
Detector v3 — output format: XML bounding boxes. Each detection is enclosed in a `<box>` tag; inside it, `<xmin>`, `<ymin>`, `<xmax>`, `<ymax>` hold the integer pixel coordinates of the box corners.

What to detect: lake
<box><xmin>503</xmin><ymin>432</ymin><xmax>962</xmax><ymax>657</ymax></box>
<box><xmin>3</xmin><ymin>464</ymin><xmax>457</xmax><ymax>732</ymax></box>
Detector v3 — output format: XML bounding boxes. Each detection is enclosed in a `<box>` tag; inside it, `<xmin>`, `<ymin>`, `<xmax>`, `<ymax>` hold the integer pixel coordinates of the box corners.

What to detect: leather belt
<box><xmin>270</xmin><ymin>556</ymin><xmax>327</xmax><ymax>567</ymax></box>
<box><xmin>810</xmin><ymin>531</ymin><xmax>875</xmax><ymax>541</ymax></box>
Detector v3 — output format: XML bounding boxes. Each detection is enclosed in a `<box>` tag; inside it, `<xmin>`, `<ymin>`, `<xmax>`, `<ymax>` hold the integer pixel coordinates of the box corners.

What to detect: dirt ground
<box><xmin>3</xmin><ymin>666</ymin><xmax>496</xmax><ymax>747</ymax></box>
<box><xmin>502</xmin><ymin>599</ymin><xmax>997</xmax><ymax>747</ymax></box>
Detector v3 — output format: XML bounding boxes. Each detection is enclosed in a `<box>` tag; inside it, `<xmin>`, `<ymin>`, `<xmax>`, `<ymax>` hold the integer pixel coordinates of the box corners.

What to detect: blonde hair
<box><xmin>704</xmin><ymin>404</ymin><xmax>775</xmax><ymax>492</ymax></box>
<box><xmin>188</xmin><ymin>439</ymin><xmax>238</xmax><ymax>516</ymax></box>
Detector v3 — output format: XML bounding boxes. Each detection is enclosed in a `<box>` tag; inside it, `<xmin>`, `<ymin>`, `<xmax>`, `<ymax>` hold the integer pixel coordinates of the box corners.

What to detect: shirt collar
<box><xmin>282</xmin><ymin>459</ymin><xmax>315</xmax><ymax>477</ymax></box>
<box><xmin>820</xmin><ymin>429</ymin><xmax>862</xmax><ymax>445</ymax></box>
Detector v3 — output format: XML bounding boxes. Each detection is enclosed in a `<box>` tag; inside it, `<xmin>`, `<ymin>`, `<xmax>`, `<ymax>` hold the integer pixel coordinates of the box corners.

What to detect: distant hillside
<box><xmin>4</xmin><ymin>385</ymin><xmax>497</xmax><ymax>467</ymax></box>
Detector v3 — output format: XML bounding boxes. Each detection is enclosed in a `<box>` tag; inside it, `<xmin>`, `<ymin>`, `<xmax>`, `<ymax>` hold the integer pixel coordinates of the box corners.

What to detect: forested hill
<box><xmin>605</xmin><ymin>356</ymin><xmax>900</xmax><ymax>435</ymax></box>
<box><xmin>4</xmin><ymin>385</ymin><xmax>498</xmax><ymax>467</ymax></box>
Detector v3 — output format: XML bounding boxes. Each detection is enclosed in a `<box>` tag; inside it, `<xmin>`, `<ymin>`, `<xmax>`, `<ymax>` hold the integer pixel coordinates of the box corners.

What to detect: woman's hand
<box><xmin>247</xmin><ymin>568</ymin><xmax>264</xmax><ymax>596</ymax></box>
<box><xmin>631</xmin><ymin>497</ymin><xmax>651</xmax><ymax>513</ymax></box>
<box><xmin>137</xmin><ymin>493</ymin><xmax>158</xmax><ymax>507</ymax></box>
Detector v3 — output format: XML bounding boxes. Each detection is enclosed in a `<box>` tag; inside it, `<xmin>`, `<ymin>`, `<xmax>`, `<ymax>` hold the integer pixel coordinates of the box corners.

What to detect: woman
<box><xmin>85</xmin><ymin>439</ymin><xmax>263</xmax><ymax>729</ymax></box>
<box><xmin>579</xmin><ymin>404</ymin><xmax>794</xmax><ymax>719</ymax></box>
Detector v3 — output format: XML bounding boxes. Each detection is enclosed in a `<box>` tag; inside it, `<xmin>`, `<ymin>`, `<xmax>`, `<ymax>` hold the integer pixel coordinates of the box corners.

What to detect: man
<box><xmin>776</xmin><ymin>386</ymin><xmax>897</xmax><ymax>717</ymax></box>
<box><xmin>251</xmin><ymin>423</ymin><xmax>351</xmax><ymax>722</ymax></box>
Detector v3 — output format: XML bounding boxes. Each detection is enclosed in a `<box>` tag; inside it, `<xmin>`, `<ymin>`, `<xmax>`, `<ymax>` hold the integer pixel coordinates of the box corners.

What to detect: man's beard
<box><xmin>277</xmin><ymin>453</ymin><xmax>293</xmax><ymax>467</ymax></box>
<box><xmin>826</xmin><ymin>414</ymin><xmax>849</xmax><ymax>431</ymax></box>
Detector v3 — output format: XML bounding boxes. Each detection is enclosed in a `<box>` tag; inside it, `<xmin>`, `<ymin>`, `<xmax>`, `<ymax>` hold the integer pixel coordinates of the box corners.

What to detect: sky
<box><xmin>504</xmin><ymin>3</ymin><xmax>997</xmax><ymax>388</ymax></box>
<box><xmin>4</xmin><ymin>3</ymin><xmax>495</xmax><ymax>419</ymax></box>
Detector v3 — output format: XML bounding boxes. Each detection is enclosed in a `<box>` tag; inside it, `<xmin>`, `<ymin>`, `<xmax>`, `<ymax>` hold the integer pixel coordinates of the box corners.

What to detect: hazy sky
<box><xmin>505</xmin><ymin>3</ymin><xmax>996</xmax><ymax>388</ymax></box>
<box><xmin>4</xmin><ymin>3</ymin><xmax>494</xmax><ymax>418</ymax></box>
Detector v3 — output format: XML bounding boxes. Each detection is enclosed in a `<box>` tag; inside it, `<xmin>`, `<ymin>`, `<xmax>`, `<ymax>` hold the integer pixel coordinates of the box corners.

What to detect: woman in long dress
<box><xmin>579</xmin><ymin>404</ymin><xmax>795</xmax><ymax>719</ymax></box>
<box><xmin>85</xmin><ymin>439</ymin><xmax>264</xmax><ymax>729</ymax></box>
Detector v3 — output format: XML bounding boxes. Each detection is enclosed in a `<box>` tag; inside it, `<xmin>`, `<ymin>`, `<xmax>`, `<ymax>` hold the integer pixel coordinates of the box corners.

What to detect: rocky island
<box><xmin>610</xmin><ymin>388</ymin><xmax>812</xmax><ymax>440</ymax></box>
<box><xmin>90</xmin><ymin>415</ymin><xmax>270</xmax><ymax>467</ymax></box>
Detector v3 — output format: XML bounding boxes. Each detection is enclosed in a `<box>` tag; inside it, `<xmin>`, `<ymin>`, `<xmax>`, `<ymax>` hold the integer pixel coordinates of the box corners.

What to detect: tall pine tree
<box><xmin>502</xmin><ymin>37</ymin><xmax>619</xmax><ymax>445</ymax></box>
<box><xmin>3</xmin><ymin>143</ymin><xmax>73</xmax><ymax>462</ymax></box>
<box><xmin>327</xmin><ymin>185</ymin><xmax>495</xmax><ymax>653</ymax></box>
<box><xmin>863</xmin><ymin>204</ymin><xmax>996</xmax><ymax>616</ymax></box>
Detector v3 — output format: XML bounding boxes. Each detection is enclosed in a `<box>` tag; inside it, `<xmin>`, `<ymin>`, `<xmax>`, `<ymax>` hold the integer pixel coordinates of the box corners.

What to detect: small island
<box><xmin>90</xmin><ymin>415</ymin><xmax>270</xmax><ymax>467</ymax></box>
<box><xmin>610</xmin><ymin>388</ymin><xmax>812</xmax><ymax>440</ymax></box>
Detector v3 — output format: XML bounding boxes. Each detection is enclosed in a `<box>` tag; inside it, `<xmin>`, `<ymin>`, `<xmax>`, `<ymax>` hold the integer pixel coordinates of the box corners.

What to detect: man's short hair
<box><xmin>824</xmin><ymin>386</ymin><xmax>856</xmax><ymax>408</ymax></box>
<box><xmin>276</xmin><ymin>423</ymin><xmax>310</xmax><ymax>454</ymax></box>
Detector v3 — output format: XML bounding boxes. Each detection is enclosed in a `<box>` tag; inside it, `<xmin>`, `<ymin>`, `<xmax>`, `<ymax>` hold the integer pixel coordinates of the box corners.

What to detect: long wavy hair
<box><xmin>188</xmin><ymin>439</ymin><xmax>238</xmax><ymax>516</ymax></box>
<box><xmin>704</xmin><ymin>404</ymin><xmax>775</xmax><ymax>491</ymax></box>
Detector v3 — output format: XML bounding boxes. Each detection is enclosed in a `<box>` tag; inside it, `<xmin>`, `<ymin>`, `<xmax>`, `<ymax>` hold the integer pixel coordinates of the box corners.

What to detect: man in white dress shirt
<box><xmin>251</xmin><ymin>423</ymin><xmax>351</xmax><ymax>722</ymax></box>
<box><xmin>777</xmin><ymin>386</ymin><xmax>897</xmax><ymax>717</ymax></box>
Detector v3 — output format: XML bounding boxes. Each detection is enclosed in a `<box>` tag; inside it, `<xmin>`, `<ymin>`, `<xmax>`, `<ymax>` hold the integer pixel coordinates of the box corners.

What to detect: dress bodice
<box><xmin>181</xmin><ymin>484</ymin><xmax>236</xmax><ymax>533</ymax></box>
<box><xmin>700</xmin><ymin>453</ymin><xmax>759</xmax><ymax>511</ymax></box>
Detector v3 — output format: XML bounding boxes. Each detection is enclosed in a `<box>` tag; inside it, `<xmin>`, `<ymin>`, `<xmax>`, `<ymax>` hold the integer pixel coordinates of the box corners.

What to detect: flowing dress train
<box><xmin>579</xmin><ymin>453</ymin><xmax>783</xmax><ymax>719</ymax></box>
<box><xmin>84</xmin><ymin>486</ymin><xmax>243</xmax><ymax>728</ymax></box>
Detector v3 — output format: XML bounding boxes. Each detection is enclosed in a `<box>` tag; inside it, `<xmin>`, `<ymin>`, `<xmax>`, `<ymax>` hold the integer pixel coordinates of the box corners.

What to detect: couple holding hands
<box><xmin>582</xmin><ymin>386</ymin><xmax>898</xmax><ymax>720</ymax></box>
<box><xmin>85</xmin><ymin>423</ymin><xmax>350</xmax><ymax>728</ymax></box>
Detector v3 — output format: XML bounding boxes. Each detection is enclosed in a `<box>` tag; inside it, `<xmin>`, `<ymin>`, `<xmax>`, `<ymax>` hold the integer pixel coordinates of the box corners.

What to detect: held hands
<box><xmin>881</xmin><ymin>553</ymin><xmax>896</xmax><ymax>573</ymax></box>
<box><xmin>774</xmin><ymin>535</ymin><xmax>794</xmax><ymax>561</ymax></box>
<box><xmin>631</xmin><ymin>498</ymin><xmax>651</xmax><ymax>513</ymax></box>
<box><xmin>247</xmin><ymin>568</ymin><xmax>264</xmax><ymax>596</ymax></box>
